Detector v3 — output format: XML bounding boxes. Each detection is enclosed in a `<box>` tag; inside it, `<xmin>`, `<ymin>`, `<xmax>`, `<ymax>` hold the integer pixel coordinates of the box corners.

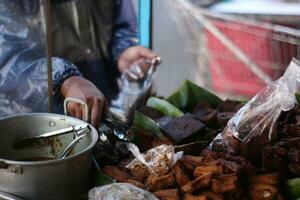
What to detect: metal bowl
<box><xmin>0</xmin><ymin>113</ymin><xmax>98</xmax><ymax>200</ymax></box>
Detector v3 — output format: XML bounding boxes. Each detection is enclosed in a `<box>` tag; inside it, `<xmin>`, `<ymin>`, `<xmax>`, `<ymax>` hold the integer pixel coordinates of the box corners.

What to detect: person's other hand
<box><xmin>118</xmin><ymin>46</ymin><xmax>158</xmax><ymax>73</ymax></box>
<box><xmin>61</xmin><ymin>76</ymin><xmax>105</xmax><ymax>129</ymax></box>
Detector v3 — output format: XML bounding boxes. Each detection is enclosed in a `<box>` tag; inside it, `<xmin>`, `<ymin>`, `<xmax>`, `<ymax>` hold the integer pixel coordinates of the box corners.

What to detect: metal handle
<box><xmin>63</xmin><ymin>98</ymin><xmax>89</xmax><ymax>122</ymax></box>
<box><xmin>0</xmin><ymin>191</ymin><xmax>24</xmax><ymax>200</ymax></box>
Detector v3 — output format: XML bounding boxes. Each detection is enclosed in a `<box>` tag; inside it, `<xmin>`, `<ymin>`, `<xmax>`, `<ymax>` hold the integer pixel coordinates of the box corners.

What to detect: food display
<box><xmin>94</xmin><ymin>70</ymin><xmax>300</xmax><ymax>200</ymax></box>
<box><xmin>103</xmin><ymin>146</ymin><xmax>283</xmax><ymax>200</ymax></box>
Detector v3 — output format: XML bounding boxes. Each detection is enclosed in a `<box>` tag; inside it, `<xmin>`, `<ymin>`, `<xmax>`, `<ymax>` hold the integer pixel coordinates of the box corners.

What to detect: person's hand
<box><xmin>118</xmin><ymin>46</ymin><xmax>158</xmax><ymax>73</ymax></box>
<box><xmin>61</xmin><ymin>76</ymin><xmax>105</xmax><ymax>128</ymax></box>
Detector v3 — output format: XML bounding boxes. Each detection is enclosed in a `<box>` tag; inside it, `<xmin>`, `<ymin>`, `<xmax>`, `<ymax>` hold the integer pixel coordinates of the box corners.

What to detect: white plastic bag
<box><xmin>126</xmin><ymin>143</ymin><xmax>183</xmax><ymax>176</ymax></box>
<box><xmin>211</xmin><ymin>59</ymin><xmax>300</xmax><ymax>153</ymax></box>
<box><xmin>89</xmin><ymin>183</ymin><xmax>158</xmax><ymax>200</ymax></box>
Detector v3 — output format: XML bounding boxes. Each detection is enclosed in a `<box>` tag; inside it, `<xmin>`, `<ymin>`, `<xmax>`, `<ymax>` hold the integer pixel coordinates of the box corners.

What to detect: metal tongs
<box><xmin>16</xmin><ymin>124</ymin><xmax>91</xmax><ymax>158</ymax></box>
<box><xmin>22</xmin><ymin>124</ymin><xmax>90</xmax><ymax>141</ymax></box>
<box><xmin>64</xmin><ymin>98</ymin><xmax>131</xmax><ymax>141</ymax></box>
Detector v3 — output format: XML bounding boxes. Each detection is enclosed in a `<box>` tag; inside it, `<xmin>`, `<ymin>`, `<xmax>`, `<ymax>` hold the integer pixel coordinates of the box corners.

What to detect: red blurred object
<box><xmin>205</xmin><ymin>18</ymin><xmax>299</xmax><ymax>97</ymax></box>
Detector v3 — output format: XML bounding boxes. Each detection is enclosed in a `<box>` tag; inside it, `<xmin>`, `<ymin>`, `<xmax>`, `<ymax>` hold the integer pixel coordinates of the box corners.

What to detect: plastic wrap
<box><xmin>126</xmin><ymin>143</ymin><xmax>183</xmax><ymax>176</ymax></box>
<box><xmin>88</xmin><ymin>183</ymin><xmax>159</xmax><ymax>200</ymax></box>
<box><xmin>0</xmin><ymin>1</ymin><xmax>49</xmax><ymax>117</ymax></box>
<box><xmin>211</xmin><ymin>59</ymin><xmax>300</xmax><ymax>154</ymax></box>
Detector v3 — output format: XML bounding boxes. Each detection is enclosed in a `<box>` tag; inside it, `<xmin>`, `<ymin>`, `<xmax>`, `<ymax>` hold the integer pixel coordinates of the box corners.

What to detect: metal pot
<box><xmin>0</xmin><ymin>113</ymin><xmax>98</xmax><ymax>200</ymax></box>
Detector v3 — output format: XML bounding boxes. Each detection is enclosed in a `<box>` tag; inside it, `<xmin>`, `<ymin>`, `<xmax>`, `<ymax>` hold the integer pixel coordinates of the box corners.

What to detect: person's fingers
<box><xmin>75</xmin><ymin>105</ymin><xmax>83</xmax><ymax>120</ymax></box>
<box><xmin>67</xmin><ymin>102</ymin><xmax>76</xmax><ymax>117</ymax></box>
<box><xmin>137</xmin><ymin>46</ymin><xmax>158</xmax><ymax>59</ymax></box>
<box><xmin>67</xmin><ymin>102</ymin><xmax>86</xmax><ymax>121</ymax></box>
<box><xmin>136</xmin><ymin>58</ymin><xmax>150</xmax><ymax>74</ymax></box>
<box><xmin>90</xmin><ymin>98</ymin><xmax>103</xmax><ymax>129</ymax></box>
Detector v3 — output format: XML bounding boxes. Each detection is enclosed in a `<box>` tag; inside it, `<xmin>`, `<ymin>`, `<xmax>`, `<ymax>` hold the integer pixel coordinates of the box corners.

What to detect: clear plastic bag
<box><xmin>211</xmin><ymin>59</ymin><xmax>300</xmax><ymax>154</ymax></box>
<box><xmin>88</xmin><ymin>183</ymin><xmax>159</xmax><ymax>200</ymax></box>
<box><xmin>126</xmin><ymin>143</ymin><xmax>183</xmax><ymax>176</ymax></box>
<box><xmin>109</xmin><ymin>57</ymin><xmax>161</xmax><ymax>124</ymax></box>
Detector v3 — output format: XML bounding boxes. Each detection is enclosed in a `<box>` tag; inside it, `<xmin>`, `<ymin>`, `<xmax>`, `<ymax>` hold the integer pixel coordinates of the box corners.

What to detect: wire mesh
<box><xmin>165</xmin><ymin>0</ymin><xmax>300</xmax><ymax>98</ymax></box>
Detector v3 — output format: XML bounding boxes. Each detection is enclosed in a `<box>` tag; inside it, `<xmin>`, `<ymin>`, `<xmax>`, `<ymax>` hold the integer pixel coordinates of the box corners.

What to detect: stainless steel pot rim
<box><xmin>0</xmin><ymin>113</ymin><xmax>99</xmax><ymax>166</ymax></box>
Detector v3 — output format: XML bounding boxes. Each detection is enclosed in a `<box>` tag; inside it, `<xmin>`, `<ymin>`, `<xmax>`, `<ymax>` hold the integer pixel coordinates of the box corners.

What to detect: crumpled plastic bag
<box><xmin>88</xmin><ymin>183</ymin><xmax>158</xmax><ymax>200</ymax></box>
<box><xmin>211</xmin><ymin>58</ymin><xmax>300</xmax><ymax>155</ymax></box>
<box><xmin>126</xmin><ymin>143</ymin><xmax>183</xmax><ymax>176</ymax></box>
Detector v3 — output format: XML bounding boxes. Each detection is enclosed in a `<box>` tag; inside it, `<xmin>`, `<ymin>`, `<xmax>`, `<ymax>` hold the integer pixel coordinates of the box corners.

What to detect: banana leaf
<box><xmin>296</xmin><ymin>94</ymin><xmax>300</xmax><ymax>104</ymax></box>
<box><xmin>286</xmin><ymin>178</ymin><xmax>300</xmax><ymax>199</ymax></box>
<box><xmin>146</xmin><ymin>97</ymin><xmax>184</xmax><ymax>117</ymax></box>
<box><xmin>93</xmin><ymin>172</ymin><xmax>115</xmax><ymax>186</ymax></box>
<box><xmin>166</xmin><ymin>80</ymin><xmax>223</xmax><ymax>112</ymax></box>
<box><xmin>130</xmin><ymin>111</ymin><xmax>165</xmax><ymax>139</ymax></box>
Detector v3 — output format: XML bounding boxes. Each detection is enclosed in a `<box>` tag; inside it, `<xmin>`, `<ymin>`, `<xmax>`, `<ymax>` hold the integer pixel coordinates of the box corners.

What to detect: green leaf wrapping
<box><xmin>166</xmin><ymin>80</ymin><xmax>223</xmax><ymax>112</ymax></box>
<box><xmin>146</xmin><ymin>97</ymin><xmax>184</xmax><ymax>117</ymax></box>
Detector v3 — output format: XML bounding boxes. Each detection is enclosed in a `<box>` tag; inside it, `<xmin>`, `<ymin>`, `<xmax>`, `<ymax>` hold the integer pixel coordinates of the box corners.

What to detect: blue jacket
<box><xmin>0</xmin><ymin>0</ymin><xmax>137</xmax><ymax>117</ymax></box>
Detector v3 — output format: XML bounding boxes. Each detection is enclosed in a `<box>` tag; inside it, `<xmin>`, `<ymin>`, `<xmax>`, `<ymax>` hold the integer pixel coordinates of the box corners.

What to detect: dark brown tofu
<box><xmin>160</xmin><ymin>113</ymin><xmax>205</xmax><ymax>144</ymax></box>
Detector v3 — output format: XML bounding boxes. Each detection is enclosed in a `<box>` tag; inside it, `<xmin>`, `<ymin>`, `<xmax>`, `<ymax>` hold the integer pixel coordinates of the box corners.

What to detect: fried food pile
<box><xmin>103</xmin><ymin>148</ymin><xmax>282</xmax><ymax>200</ymax></box>
<box><xmin>136</xmin><ymin>99</ymin><xmax>243</xmax><ymax>151</ymax></box>
<box><xmin>262</xmin><ymin>107</ymin><xmax>300</xmax><ymax>177</ymax></box>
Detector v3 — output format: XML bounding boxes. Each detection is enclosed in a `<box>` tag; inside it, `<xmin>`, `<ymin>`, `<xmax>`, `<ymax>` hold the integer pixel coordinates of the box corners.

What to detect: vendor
<box><xmin>51</xmin><ymin>0</ymin><xmax>158</xmax><ymax>127</ymax></box>
<box><xmin>0</xmin><ymin>0</ymin><xmax>157</xmax><ymax>128</ymax></box>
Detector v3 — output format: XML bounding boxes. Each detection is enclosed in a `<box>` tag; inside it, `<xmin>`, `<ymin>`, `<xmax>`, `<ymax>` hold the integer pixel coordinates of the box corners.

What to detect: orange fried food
<box><xmin>180</xmin><ymin>155</ymin><xmax>205</xmax><ymax>171</ymax></box>
<box><xmin>126</xmin><ymin>179</ymin><xmax>145</xmax><ymax>190</ymax></box>
<box><xmin>194</xmin><ymin>165</ymin><xmax>224</xmax><ymax>177</ymax></box>
<box><xmin>249</xmin><ymin>173</ymin><xmax>278</xmax><ymax>185</ymax></box>
<box><xmin>181</xmin><ymin>173</ymin><xmax>212</xmax><ymax>193</ymax></box>
<box><xmin>102</xmin><ymin>166</ymin><xmax>131</xmax><ymax>182</ymax></box>
<box><xmin>153</xmin><ymin>188</ymin><xmax>179</xmax><ymax>200</ymax></box>
<box><xmin>249</xmin><ymin>183</ymin><xmax>278</xmax><ymax>200</ymax></box>
<box><xmin>211</xmin><ymin>174</ymin><xmax>238</xmax><ymax>193</ymax></box>
<box><xmin>183</xmin><ymin>193</ymin><xmax>207</xmax><ymax>200</ymax></box>
<box><xmin>146</xmin><ymin>172</ymin><xmax>176</xmax><ymax>191</ymax></box>
<box><xmin>172</xmin><ymin>163</ymin><xmax>190</xmax><ymax>186</ymax></box>
<box><xmin>199</xmin><ymin>191</ymin><xmax>224</xmax><ymax>200</ymax></box>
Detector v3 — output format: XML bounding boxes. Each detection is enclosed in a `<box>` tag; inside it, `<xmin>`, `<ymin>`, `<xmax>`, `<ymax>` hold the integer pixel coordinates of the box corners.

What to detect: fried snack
<box><xmin>102</xmin><ymin>166</ymin><xmax>131</xmax><ymax>182</ymax></box>
<box><xmin>211</xmin><ymin>174</ymin><xmax>238</xmax><ymax>193</ymax></box>
<box><xmin>199</xmin><ymin>191</ymin><xmax>224</xmax><ymax>200</ymax></box>
<box><xmin>146</xmin><ymin>172</ymin><xmax>176</xmax><ymax>191</ymax></box>
<box><xmin>153</xmin><ymin>188</ymin><xmax>179</xmax><ymax>200</ymax></box>
<box><xmin>183</xmin><ymin>193</ymin><xmax>207</xmax><ymax>200</ymax></box>
<box><xmin>216</xmin><ymin>159</ymin><xmax>241</xmax><ymax>173</ymax></box>
<box><xmin>249</xmin><ymin>173</ymin><xmax>278</xmax><ymax>185</ymax></box>
<box><xmin>128</xmin><ymin>161</ymin><xmax>149</xmax><ymax>182</ymax></box>
<box><xmin>201</xmin><ymin>149</ymin><xmax>219</xmax><ymax>159</ymax></box>
<box><xmin>126</xmin><ymin>179</ymin><xmax>146</xmax><ymax>190</ymax></box>
<box><xmin>181</xmin><ymin>173</ymin><xmax>212</xmax><ymax>193</ymax></box>
<box><xmin>180</xmin><ymin>155</ymin><xmax>205</xmax><ymax>171</ymax></box>
<box><xmin>249</xmin><ymin>183</ymin><xmax>278</xmax><ymax>200</ymax></box>
<box><xmin>194</xmin><ymin>165</ymin><xmax>224</xmax><ymax>177</ymax></box>
<box><xmin>276</xmin><ymin>193</ymin><xmax>284</xmax><ymax>200</ymax></box>
<box><xmin>172</xmin><ymin>163</ymin><xmax>190</xmax><ymax>186</ymax></box>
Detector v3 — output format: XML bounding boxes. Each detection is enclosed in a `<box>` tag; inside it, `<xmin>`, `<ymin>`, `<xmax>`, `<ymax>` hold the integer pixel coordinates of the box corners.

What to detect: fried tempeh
<box><xmin>181</xmin><ymin>173</ymin><xmax>212</xmax><ymax>193</ymax></box>
<box><xmin>216</xmin><ymin>159</ymin><xmax>242</xmax><ymax>173</ymax></box>
<box><xmin>172</xmin><ymin>163</ymin><xmax>190</xmax><ymax>186</ymax></box>
<box><xmin>146</xmin><ymin>172</ymin><xmax>176</xmax><ymax>191</ymax></box>
<box><xmin>199</xmin><ymin>191</ymin><xmax>224</xmax><ymax>200</ymax></box>
<box><xmin>201</xmin><ymin>149</ymin><xmax>219</xmax><ymax>159</ymax></box>
<box><xmin>249</xmin><ymin>183</ymin><xmax>278</xmax><ymax>200</ymax></box>
<box><xmin>194</xmin><ymin>165</ymin><xmax>224</xmax><ymax>177</ymax></box>
<box><xmin>126</xmin><ymin>179</ymin><xmax>145</xmax><ymax>190</ymax></box>
<box><xmin>210</xmin><ymin>174</ymin><xmax>238</xmax><ymax>194</ymax></box>
<box><xmin>153</xmin><ymin>188</ymin><xmax>179</xmax><ymax>200</ymax></box>
<box><xmin>183</xmin><ymin>193</ymin><xmax>207</xmax><ymax>200</ymax></box>
<box><xmin>102</xmin><ymin>166</ymin><xmax>131</xmax><ymax>182</ymax></box>
<box><xmin>180</xmin><ymin>155</ymin><xmax>205</xmax><ymax>171</ymax></box>
<box><xmin>249</xmin><ymin>173</ymin><xmax>278</xmax><ymax>185</ymax></box>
